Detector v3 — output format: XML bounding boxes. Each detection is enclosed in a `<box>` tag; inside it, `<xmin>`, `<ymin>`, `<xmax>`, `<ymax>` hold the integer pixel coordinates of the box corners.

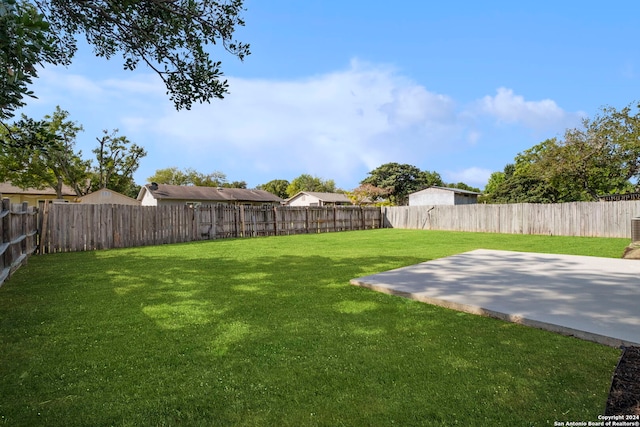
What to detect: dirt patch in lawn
<box><xmin>605</xmin><ymin>346</ymin><xmax>640</xmax><ymax>415</ymax></box>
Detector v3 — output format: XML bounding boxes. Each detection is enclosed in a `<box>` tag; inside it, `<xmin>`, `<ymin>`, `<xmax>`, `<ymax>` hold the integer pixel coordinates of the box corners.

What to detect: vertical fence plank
<box><xmin>34</xmin><ymin>204</ymin><xmax>382</xmax><ymax>252</ymax></box>
<box><xmin>36</xmin><ymin>200</ymin><xmax>640</xmax><ymax>253</ymax></box>
<box><xmin>0</xmin><ymin>198</ymin><xmax>39</xmax><ymax>286</ymax></box>
<box><xmin>383</xmin><ymin>201</ymin><xmax>640</xmax><ymax>238</ymax></box>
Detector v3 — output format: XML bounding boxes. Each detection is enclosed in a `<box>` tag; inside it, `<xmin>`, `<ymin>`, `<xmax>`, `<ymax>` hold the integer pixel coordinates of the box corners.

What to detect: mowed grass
<box><xmin>0</xmin><ymin>229</ymin><xmax>627</xmax><ymax>426</ymax></box>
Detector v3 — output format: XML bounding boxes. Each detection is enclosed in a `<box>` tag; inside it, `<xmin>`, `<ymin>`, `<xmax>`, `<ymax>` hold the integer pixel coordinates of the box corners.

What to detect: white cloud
<box><xmin>139</xmin><ymin>59</ymin><xmax>465</xmax><ymax>185</ymax></box>
<box><xmin>479</xmin><ymin>87</ymin><xmax>584</xmax><ymax>131</ymax></box>
<box><xmin>444</xmin><ymin>167</ymin><xmax>493</xmax><ymax>189</ymax></box>
<box><xmin>22</xmin><ymin>60</ymin><xmax>585</xmax><ymax>189</ymax></box>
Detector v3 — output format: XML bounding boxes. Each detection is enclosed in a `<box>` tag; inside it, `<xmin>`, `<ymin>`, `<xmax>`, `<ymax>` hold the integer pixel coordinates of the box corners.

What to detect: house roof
<box><xmin>138</xmin><ymin>183</ymin><xmax>284</xmax><ymax>203</ymax></box>
<box><xmin>411</xmin><ymin>186</ymin><xmax>481</xmax><ymax>196</ymax></box>
<box><xmin>0</xmin><ymin>182</ymin><xmax>76</xmax><ymax>196</ymax></box>
<box><xmin>287</xmin><ymin>191</ymin><xmax>352</xmax><ymax>203</ymax></box>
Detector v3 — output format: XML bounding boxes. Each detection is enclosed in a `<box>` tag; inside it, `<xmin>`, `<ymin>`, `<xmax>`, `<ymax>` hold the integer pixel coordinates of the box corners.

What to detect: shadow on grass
<box><xmin>0</xmin><ymin>237</ymin><xmax>623</xmax><ymax>426</ymax></box>
<box><xmin>90</xmin><ymin>249</ymin><xmax>431</xmax><ymax>335</ymax></box>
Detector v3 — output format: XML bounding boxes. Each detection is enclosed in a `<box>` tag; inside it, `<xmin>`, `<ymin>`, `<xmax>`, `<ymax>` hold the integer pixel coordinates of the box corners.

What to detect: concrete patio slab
<box><xmin>350</xmin><ymin>249</ymin><xmax>640</xmax><ymax>347</ymax></box>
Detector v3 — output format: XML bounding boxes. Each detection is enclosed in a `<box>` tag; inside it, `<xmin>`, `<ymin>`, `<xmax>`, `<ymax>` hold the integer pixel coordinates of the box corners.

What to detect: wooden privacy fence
<box><xmin>383</xmin><ymin>200</ymin><xmax>640</xmax><ymax>238</ymax></box>
<box><xmin>0</xmin><ymin>198</ymin><xmax>38</xmax><ymax>286</ymax></box>
<box><xmin>39</xmin><ymin>204</ymin><xmax>383</xmax><ymax>253</ymax></box>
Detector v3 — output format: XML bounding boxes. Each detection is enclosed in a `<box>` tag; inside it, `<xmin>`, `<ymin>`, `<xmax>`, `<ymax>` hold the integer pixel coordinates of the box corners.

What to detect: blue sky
<box><xmin>18</xmin><ymin>1</ymin><xmax>640</xmax><ymax>190</ymax></box>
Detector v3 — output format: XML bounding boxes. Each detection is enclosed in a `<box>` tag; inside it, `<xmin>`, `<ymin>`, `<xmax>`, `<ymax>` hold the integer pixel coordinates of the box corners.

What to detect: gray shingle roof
<box><xmin>0</xmin><ymin>182</ymin><xmax>76</xmax><ymax>196</ymax></box>
<box><xmin>142</xmin><ymin>183</ymin><xmax>283</xmax><ymax>203</ymax></box>
<box><xmin>415</xmin><ymin>186</ymin><xmax>482</xmax><ymax>196</ymax></box>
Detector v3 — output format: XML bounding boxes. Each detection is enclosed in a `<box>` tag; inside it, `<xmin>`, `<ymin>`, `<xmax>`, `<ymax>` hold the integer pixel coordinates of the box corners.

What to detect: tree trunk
<box><xmin>55</xmin><ymin>176</ymin><xmax>63</xmax><ymax>199</ymax></box>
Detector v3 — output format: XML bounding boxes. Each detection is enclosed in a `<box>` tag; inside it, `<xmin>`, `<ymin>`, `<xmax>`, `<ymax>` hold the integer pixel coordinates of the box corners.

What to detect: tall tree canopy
<box><xmin>526</xmin><ymin>104</ymin><xmax>640</xmax><ymax>200</ymax></box>
<box><xmin>484</xmin><ymin>103</ymin><xmax>640</xmax><ymax>203</ymax></box>
<box><xmin>482</xmin><ymin>162</ymin><xmax>562</xmax><ymax>204</ymax></box>
<box><xmin>285</xmin><ymin>174</ymin><xmax>337</xmax><ymax>198</ymax></box>
<box><xmin>91</xmin><ymin>129</ymin><xmax>147</xmax><ymax>197</ymax></box>
<box><xmin>0</xmin><ymin>107</ymin><xmax>145</xmax><ymax>198</ymax></box>
<box><xmin>1</xmin><ymin>0</ymin><xmax>69</xmax><ymax>120</ymax></box>
<box><xmin>0</xmin><ymin>106</ymin><xmax>89</xmax><ymax>197</ymax></box>
<box><xmin>361</xmin><ymin>162</ymin><xmax>443</xmax><ymax>205</ymax></box>
<box><xmin>147</xmin><ymin>167</ymin><xmax>228</xmax><ymax>187</ymax></box>
<box><xmin>1</xmin><ymin>0</ymin><xmax>249</xmax><ymax>120</ymax></box>
<box><xmin>257</xmin><ymin>179</ymin><xmax>289</xmax><ymax>199</ymax></box>
<box><xmin>445</xmin><ymin>182</ymin><xmax>481</xmax><ymax>193</ymax></box>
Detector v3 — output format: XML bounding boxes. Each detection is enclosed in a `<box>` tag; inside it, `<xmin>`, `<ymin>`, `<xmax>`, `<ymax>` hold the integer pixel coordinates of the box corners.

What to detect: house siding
<box><xmin>409</xmin><ymin>187</ymin><xmax>479</xmax><ymax>206</ymax></box>
<box><xmin>288</xmin><ymin>194</ymin><xmax>321</xmax><ymax>207</ymax></box>
<box><xmin>409</xmin><ymin>189</ymin><xmax>454</xmax><ymax>206</ymax></box>
<box><xmin>140</xmin><ymin>189</ymin><xmax>158</xmax><ymax>206</ymax></box>
<box><xmin>79</xmin><ymin>190</ymin><xmax>140</xmax><ymax>205</ymax></box>
<box><xmin>0</xmin><ymin>183</ymin><xmax>77</xmax><ymax>206</ymax></box>
<box><xmin>285</xmin><ymin>192</ymin><xmax>353</xmax><ymax>207</ymax></box>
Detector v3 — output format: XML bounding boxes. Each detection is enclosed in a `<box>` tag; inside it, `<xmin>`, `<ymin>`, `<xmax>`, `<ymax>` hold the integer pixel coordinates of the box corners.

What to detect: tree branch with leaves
<box><xmin>1</xmin><ymin>0</ymin><xmax>250</xmax><ymax>123</ymax></box>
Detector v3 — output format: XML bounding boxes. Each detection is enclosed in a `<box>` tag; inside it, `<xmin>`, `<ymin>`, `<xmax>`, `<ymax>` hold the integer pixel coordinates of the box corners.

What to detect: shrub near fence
<box><xmin>40</xmin><ymin>204</ymin><xmax>383</xmax><ymax>253</ymax></box>
<box><xmin>383</xmin><ymin>200</ymin><xmax>640</xmax><ymax>238</ymax></box>
<box><xmin>0</xmin><ymin>198</ymin><xmax>38</xmax><ymax>286</ymax></box>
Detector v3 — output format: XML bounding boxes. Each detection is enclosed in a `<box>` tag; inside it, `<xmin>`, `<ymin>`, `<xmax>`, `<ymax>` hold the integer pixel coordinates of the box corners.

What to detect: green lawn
<box><xmin>0</xmin><ymin>229</ymin><xmax>627</xmax><ymax>426</ymax></box>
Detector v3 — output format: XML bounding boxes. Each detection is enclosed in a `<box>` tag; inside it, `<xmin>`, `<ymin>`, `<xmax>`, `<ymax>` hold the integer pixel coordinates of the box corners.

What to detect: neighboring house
<box><xmin>0</xmin><ymin>182</ymin><xmax>76</xmax><ymax>206</ymax></box>
<box><xmin>409</xmin><ymin>186</ymin><xmax>481</xmax><ymax>206</ymax></box>
<box><xmin>78</xmin><ymin>189</ymin><xmax>141</xmax><ymax>205</ymax></box>
<box><xmin>285</xmin><ymin>191</ymin><xmax>353</xmax><ymax>207</ymax></box>
<box><xmin>137</xmin><ymin>183</ymin><xmax>284</xmax><ymax>207</ymax></box>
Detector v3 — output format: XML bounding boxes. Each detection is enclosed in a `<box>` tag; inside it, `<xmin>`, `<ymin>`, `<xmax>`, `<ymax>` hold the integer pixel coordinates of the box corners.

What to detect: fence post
<box><xmin>0</xmin><ymin>198</ymin><xmax>9</xmax><ymax>285</ymax></box>
<box><xmin>273</xmin><ymin>206</ymin><xmax>278</xmax><ymax>236</ymax></box>
<box><xmin>305</xmin><ymin>207</ymin><xmax>310</xmax><ymax>233</ymax></box>
<box><xmin>214</xmin><ymin>205</ymin><xmax>219</xmax><ymax>239</ymax></box>
<box><xmin>20</xmin><ymin>202</ymin><xmax>27</xmax><ymax>256</ymax></box>
<box><xmin>239</xmin><ymin>205</ymin><xmax>245</xmax><ymax>237</ymax></box>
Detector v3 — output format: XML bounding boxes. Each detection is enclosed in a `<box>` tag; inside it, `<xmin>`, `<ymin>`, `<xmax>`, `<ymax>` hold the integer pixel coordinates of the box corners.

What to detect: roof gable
<box><xmin>79</xmin><ymin>189</ymin><xmax>140</xmax><ymax>205</ymax></box>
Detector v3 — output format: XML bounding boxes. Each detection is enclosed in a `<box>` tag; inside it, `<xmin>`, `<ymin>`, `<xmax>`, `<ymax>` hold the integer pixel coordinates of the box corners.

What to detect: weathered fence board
<box><xmin>26</xmin><ymin>199</ymin><xmax>640</xmax><ymax>256</ymax></box>
<box><xmin>0</xmin><ymin>197</ymin><xmax>38</xmax><ymax>286</ymax></box>
<box><xmin>40</xmin><ymin>204</ymin><xmax>383</xmax><ymax>253</ymax></box>
<box><xmin>383</xmin><ymin>201</ymin><xmax>640</xmax><ymax>238</ymax></box>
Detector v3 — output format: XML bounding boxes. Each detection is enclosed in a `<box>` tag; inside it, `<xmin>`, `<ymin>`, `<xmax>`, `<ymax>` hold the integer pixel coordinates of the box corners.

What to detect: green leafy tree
<box><xmin>257</xmin><ymin>179</ymin><xmax>290</xmax><ymax>199</ymax></box>
<box><xmin>346</xmin><ymin>183</ymin><xmax>390</xmax><ymax>206</ymax></box>
<box><xmin>483</xmin><ymin>163</ymin><xmax>562</xmax><ymax>204</ymax></box>
<box><xmin>0</xmin><ymin>106</ymin><xmax>90</xmax><ymax>197</ymax></box>
<box><xmin>91</xmin><ymin>129</ymin><xmax>146</xmax><ymax>198</ymax></box>
<box><xmin>1</xmin><ymin>0</ymin><xmax>71</xmax><ymax>121</ymax></box>
<box><xmin>479</xmin><ymin>171</ymin><xmax>505</xmax><ymax>203</ymax></box>
<box><xmin>147</xmin><ymin>167</ymin><xmax>189</xmax><ymax>186</ymax></box>
<box><xmin>286</xmin><ymin>174</ymin><xmax>337</xmax><ymax>197</ymax></box>
<box><xmin>445</xmin><ymin>182</ymin><xmax>481</xmax><ymax>193</ymax></box>
<box><xmin>147</xmin><ymin>167</ymin><xmax>228</xmax><ymax>187</ymax></box>
<box><xmin>221</xmin><ymin>180</ymin><xmax>247</xmax><ymax>189</ymax></box>
<box><xmin>2</xmin><ymin>0</ymin><xmax>249</xmax><ymax>118</ymax></box>
<box><xmin>525</xmin><ymin>105</ymin><xmax>640</xmax><ymax>200</ymax></box>
<box><xmin>361</xmin><ymin>162</ymin><xmax>443</xmax><ymax>205</ymax></box>
<box><xmin>483</xmin><ymin>171</ymin><xmax>505</xmax><ymax>195</ymax></box>
<box><xmin>484</xmin><ymin>103</ymin><xmax>640</xmax><ymax>203</ymax></box>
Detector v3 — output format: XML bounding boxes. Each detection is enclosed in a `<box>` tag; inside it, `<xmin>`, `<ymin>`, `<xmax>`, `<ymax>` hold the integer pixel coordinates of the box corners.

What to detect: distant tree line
<box><xmin>256</xmin><ymin>164</ymin><xmax>480</xmax><ymax>206</ymax></box>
